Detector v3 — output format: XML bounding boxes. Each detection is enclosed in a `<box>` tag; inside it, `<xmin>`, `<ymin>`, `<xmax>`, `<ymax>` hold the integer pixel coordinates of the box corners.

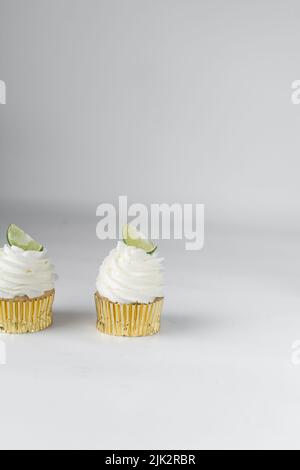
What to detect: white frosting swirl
<box><xmin>96</xmin><ymin>242</ymin><xmax>164</xmax><ymax>304</ymax></box>
<box><xmin>0</xmin><ymin>245</ymin><xmax>57</xmax><ymax>299</ymax></box>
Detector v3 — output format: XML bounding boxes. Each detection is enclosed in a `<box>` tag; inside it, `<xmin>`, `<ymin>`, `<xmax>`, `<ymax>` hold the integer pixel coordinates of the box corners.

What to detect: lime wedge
<box><xmin>122</xmin><ymin>224</ymin><xmax>157</xmax><ymax>254</ymax></box>
<box><xmin>7</xmin><ymin>225</ymin><xmax>43</xmax><ymax>252</ymax></box>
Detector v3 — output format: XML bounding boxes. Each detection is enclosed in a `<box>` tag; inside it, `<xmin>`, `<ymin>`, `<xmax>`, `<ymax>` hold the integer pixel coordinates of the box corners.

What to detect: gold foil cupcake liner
<box><xmin>0</xmin><ymin>290</ymin><xmax>55</xmax><ymax>334</ymax></box>
<box><xmin>95</xmin><ymin>292</ymin><xmax>164</xmax><ymax>337</ymax></box>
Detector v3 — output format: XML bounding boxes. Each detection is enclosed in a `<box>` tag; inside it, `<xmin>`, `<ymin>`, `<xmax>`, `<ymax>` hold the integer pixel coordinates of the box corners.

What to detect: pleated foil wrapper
<box><xmin>0</xmin><ymin>289</ymin><xmax>55</xmax><ymax>334</ymax></box>
<box><xmin>95</xmin><ymin>292</ymin><xmax>164</xmax><ymax>337</ymax></box>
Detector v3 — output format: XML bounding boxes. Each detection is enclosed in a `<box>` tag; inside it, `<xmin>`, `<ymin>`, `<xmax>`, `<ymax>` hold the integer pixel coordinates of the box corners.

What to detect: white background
<box><xmin>1</xmin><ymin>0</ymin><xmax>300</xmax><ymax>450</ymax></box>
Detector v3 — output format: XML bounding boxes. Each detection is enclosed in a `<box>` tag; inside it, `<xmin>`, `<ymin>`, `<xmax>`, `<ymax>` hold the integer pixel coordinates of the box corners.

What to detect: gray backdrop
<box><xmin>1</xmin><ymin>0</ymin><xmax>300</xmax><ymax>451</ymax></box>
<box><xmin>1</xmin><ymin>0</ymin><xmax>300</xmax><ymax>227</ymax></box>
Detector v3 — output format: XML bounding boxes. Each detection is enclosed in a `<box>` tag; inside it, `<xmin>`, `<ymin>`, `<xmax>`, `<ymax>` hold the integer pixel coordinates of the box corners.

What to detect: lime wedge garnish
<box><xmin>122</xmin><ymin>224</ymin><xmax>157</xmax><ymax>254</ymax></box>
<box><xmin>7</xmin><ymin>225</ymin><xmax>43</xmax><ymax>252</ymax></box>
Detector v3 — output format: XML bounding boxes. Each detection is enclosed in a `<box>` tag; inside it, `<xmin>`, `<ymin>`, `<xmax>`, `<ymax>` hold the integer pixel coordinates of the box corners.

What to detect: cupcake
<box><xmin>0</xmin><ymin>225</ymin><xmax>57</xmax><ymax>334</ymax></box>
<box><xmin>95</xmin><ymin>225</ymin><xmax>164</xmax><ymax>336</ymax></box>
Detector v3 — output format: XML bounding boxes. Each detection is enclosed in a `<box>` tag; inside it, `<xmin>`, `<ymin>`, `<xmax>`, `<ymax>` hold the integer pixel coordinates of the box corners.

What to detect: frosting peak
<box><xmin>96</xmin><ymin>242</ymin><xmax>164</xmax><ymax>304</ymax></box>
<box><xmin>0</xmin><ymin>245</ymin><xmax>57</xmax><ymax>299</ymax></box>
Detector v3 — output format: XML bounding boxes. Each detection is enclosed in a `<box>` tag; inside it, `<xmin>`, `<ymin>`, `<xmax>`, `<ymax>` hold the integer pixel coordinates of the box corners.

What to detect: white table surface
<box><xmin>0</xmin><ymin>220</ymin><xmax>300</xmax><ymax>450</ymax></box>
